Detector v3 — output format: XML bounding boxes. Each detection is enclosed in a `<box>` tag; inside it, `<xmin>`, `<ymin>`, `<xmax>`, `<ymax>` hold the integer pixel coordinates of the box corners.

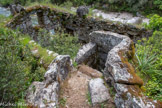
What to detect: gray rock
<box><xmin>88</xmin><ymin>78</ymin><xmax>110</xmax><ymax>106</ymax></box>
<box><xmin>75</xmin><ymin>42</ymin><xmax>97</xmax><ymax>64</ymax></box>
<box><xmin>100</xmin><ymin>31</ymin><xmax>143</xmax><ymax>86</ymax></box>
<box><xmin>114</xmin><ymin>83</ymin><xmax>156</xmax><ymax>108</ymax></box>
<box><xmin>26</xmin><ymin>55</ymin><xmax>72</xmax><ymax>108</ymax></box>
<box><xmin>77</xmin><ymin>6</ymin><xmax>89</xmax><ymax>18</ymax></box>
<box><xmin>44</xmin><ymin>55</ymin><xmax>72</xmax><ymax>85</ymax></box>
<box><xmin>26</xmin><ymin>81</ymin><xmax>59</xmax><ymax>108</ymax></box>
<box><xmin>95</xmin><ymin>31</ymin><xmax>158</xmax><ymax>108</ymax></box>
<box><xmin>89</xmin><ymin>31</ymin><xmax>123</xmax><ymax>53</ymax></box>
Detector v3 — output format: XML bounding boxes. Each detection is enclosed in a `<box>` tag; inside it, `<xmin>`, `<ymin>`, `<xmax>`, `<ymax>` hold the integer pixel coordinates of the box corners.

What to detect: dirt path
<box><xmin>59</xmin><ymin>70</ymin><xmax>91</xmax><ymax>108</ymax></box>
<box><xmin>59</xmin><ymin>65</ymin><xmax>115</xmax><ymax>108</ymax></box>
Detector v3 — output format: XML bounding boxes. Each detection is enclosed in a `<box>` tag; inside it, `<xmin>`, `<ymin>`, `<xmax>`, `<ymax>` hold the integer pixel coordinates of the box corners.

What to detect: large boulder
<box><xmin>89</xmin><ymin>31</ymin><xmax>123</xmax><ymax>53</ymax></box>
<box><xmin>44</xmin><ymin>55</ymin><xmax>72</xmax><ymax>84</ymax></box>
<box><xmin>96</xmin><ymin>31</ymin><xmax>161</xmax><ymax>108</ymax></box>
<box><xmin>88</xmin><ymin>78</ymin><xmax>110</xmax><ymax>106</ymax></box>
<box><xmin>114</xmin><ymin>83</ymin><xmax>162</xmax><ymax>108</ymax></box>
<box><xmin>92</xmin><ymin>31</ymin><xmax>143</xmax><ymax>86</ymax></box>
<box><xmin>76</xmin><ymin>6</ymin><xmax>89</xmax><ymax>18</ymax></box>
<box><xmin>26</xmin><ymin>55</ymin><xmax>72</xmax><ymax>108</ymax></box>
<box><xmin>26</xmin><ymin>81</ymin><xmax>59</xmax><ymax>108</ymax></box>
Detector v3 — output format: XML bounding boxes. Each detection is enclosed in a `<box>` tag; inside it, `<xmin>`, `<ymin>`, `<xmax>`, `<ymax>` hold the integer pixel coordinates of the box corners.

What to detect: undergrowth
<box><xmin>135</xmin><ymin>14</ymin><xmax>162</xmax><ymax>101</ymax></box>
<box><xmin>37</xmin><ymin>29</ymin><xmax>80</xmax><ymax>59</ymax></box>
<box><xmin>0</xmin><ymin>26</ymin><xmax>46</xmax><ymax>105</ymax></box>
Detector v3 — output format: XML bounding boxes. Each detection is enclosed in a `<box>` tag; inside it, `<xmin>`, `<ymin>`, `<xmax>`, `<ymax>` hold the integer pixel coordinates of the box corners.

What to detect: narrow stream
<box><xmin>71</xmin><ymin>7</ymin><xmax>149</xmax><ymax>25</ymax></box>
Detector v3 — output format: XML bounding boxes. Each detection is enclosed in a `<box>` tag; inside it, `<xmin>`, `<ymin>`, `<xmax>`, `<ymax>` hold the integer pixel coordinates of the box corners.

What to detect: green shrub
<box><xmin>145</xmin><ymin>77</ymin><xmax>162</xmax><ymax>101</ymax></box>
<box><xmin>0</xmin><ymin>27</ymin><xmax>31</xmax><ymax>103</ymax></box>
<box><xmin>37</xmin><ymin>29</ymin><xmax>80</xmax><ymax>59</ymax></box>
<box><xmin>49</xmin><ymin>33</ymin><xmax>80</xmax><ymax>58</ymax></box>
<box><xmin>145</xmin><ymin>14</ymin><xmax>162</xmax><ymax>31</ymax></box>
<box><xmin>135</xmin><ymin>31</ymin><xmax>162</xmax><ymax>101</ymax></box>
<box><xmin>0</xmin><ymin>0</ymin><xmax>14</xmax><ymax>6</ymax></box>
<box><xmin>0</xmin><ymin>17</ymin><xmax>46</xmax><ymax>103</ymax></box>
<box><xmin>154</xmin><ymin>0</ymin><xmax>162</xmax><ymax>10</ymax></box>
<box><xmin>136</xmin><ymin>43</ymin><xmax>161</xmax><ymax>77</ymax></box>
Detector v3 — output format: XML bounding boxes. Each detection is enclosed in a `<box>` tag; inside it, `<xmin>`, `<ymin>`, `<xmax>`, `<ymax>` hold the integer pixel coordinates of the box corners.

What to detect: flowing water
<box><xmin>71</xmin><ymin>7</ymin><xmax>149</xmax><ymax>25</ymax></box>
<box><xmin>92</xmin><ymin>9</ymin><xmax>150</xmax><ymax>24</ymax></box>
<box><xmin>0</xmin><ymin>7</ymin><xmax>11</xmax><ymax>17</ymax></box>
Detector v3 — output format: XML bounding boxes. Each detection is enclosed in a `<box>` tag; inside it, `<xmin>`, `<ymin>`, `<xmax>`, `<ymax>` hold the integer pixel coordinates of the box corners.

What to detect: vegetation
<box><xmin>86</xmin><ymin>91</ymin><xmax>92</xmax><ymax>105</ymax></box>
<box><xmin>136</xmin><ymin>15</ymin><xmax>162</xmax><ymax>101</ymax></box>
<box><xmin>37</xmin><ymin>29</ymin><xmax>80</xmax><ymax>59</ymax></box>
<box><xmin>0</xmin><ymin>13</ymin><xmax>80</xmax><ymax>106</ymax></box>
<box><xmin>144</xmin><ymin>14</ymin><xmax>162</xmax><ymax>31</ymax></box>
<box><xmin>0</xmin><ymin>16</ymin><xmax>51</xmax><ymax>105</ymax></box>
<box><xmin>0</xmin><ymin>0</ymin><xmax>161</xmax><ymax>106</ymax></box>
<box><xmin>0</xmin><ymin>0</ymin><xmax>162</xmax><ymax>15</ymax></box>
<box><xmin>59</xmin><ymin>97</ymin><xmax>67</xmax><ymax>107</ymax></box>
<box><xmin>0</xmin><ymin>26</ymin><xmax>44</xmax><ymax>104</ymax></box>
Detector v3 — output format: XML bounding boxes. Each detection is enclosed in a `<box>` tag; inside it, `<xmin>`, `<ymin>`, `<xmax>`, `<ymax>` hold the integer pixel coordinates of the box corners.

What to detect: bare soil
<box><xmin>59</xmin><ymin>65</ymin><xmax>115</xmax><ymax>108</ymax></box>
<box><xmin>59</xmin><ymin>70</ymin><xmax>91</xmax><ymax>108</ymax></box>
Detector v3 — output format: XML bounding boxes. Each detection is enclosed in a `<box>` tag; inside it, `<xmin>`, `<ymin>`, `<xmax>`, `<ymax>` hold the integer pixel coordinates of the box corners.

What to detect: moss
<box><xmin>20</xmin><ymin>37</ymin><xmax>57</xmax><ymax>70</ymax></box>
<box><xmin>120</xmin><ymin>85</ymin><xmax>143</xmax><ymax>101</ymax></box>
<box><xmin>127</xmin><ymin>41</ymin><xmax>135</xmax><ymax>59</ymax></box>
<box><xmin>140</xmin><ymin>86</ymin><xmax>146</xmax><ymax>92</ymax></box>
<box><xmin>118</xmin><ymin>50</ymin><xmax>144</xmax><ymax>86</ymax></box>
<box><xmin>127</xmin><ymin>85</ymin><xmax>143</xmax><ymax>97</ymax></box>
<box><xmin>26</xmin><ymin>7</ymin><xmax>35</xmax><ymax>13</ymax></box>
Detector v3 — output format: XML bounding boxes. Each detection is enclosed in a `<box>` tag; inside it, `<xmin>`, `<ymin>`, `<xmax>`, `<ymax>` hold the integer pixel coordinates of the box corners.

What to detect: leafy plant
<box><xmin>154</xmin><ymin>0</ymin><xmax>162</xmax><ymax>10</ymax></box>
<box><xmin>59</xmin><ymin>98</ymin><xmax>67</xmax><ymax>107</ymax></box>
<box><xmin>145</xmin><ymin>77</ymin><xmax>162</xmax><ymax>101</ymax></box>
<box><xmin>144</xmin><ymin>14</ymin><xmax>162</xmax><ymax>31</ymax></box>
<box><xmin>86</xmin><ymin>91</ymin><xmax>92</xmax><ymax>105</ymax></box>
<box><xmin>0</xmin><ymin>27</ymin><xmax>31</xmax><ymax>103</ymax></box>
<box><xmin>135</xmin><ymin>30</ymin><xmax>162</xmax><ymax>100</ymax></box>
<box><xmin>135</xmin><ymin>46</ymin><xmax>161</xmax><ymax>77</ymax></box>
<box><xmin>0</xmin><ymin>16</ymin><xmax>47</xmax><ymax>104</ymax></box>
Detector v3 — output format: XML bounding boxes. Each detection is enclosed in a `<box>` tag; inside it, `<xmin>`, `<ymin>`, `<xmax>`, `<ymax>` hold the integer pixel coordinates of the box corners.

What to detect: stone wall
<box><xmin>75</xmin><ymin>31</ymin><xmax>162</xmax><ymax>108</ymax></box>
<box><xmin>7</xmin><ymin>5</ymin><xmax>152</xmax><ymax>43</ymax></box>
<box><xmin>7</xmin><ymin>6</ymin><xmax>162</xmax><ymax>107</ymax></box>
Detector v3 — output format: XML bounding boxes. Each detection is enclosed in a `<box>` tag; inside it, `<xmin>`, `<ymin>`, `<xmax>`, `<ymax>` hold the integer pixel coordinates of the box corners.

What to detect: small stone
<box><xmin>76</xmin><ymin>6</ymin><xmax>89</xmax><ymax>18</ymax></box>
<box><xmin>88</xmin><ymin>78</ymin><xmax>110</xmax><ymax>106</ymax></box>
